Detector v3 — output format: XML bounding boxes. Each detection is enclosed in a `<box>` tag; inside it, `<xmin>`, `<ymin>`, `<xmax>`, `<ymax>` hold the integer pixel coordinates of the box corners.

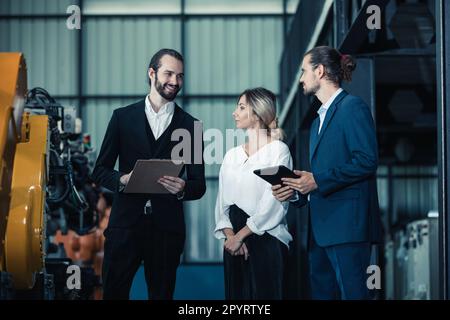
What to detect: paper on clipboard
<box><xmin>123</xmin><ymin>159</ymin><xmax>184</xmax><ymax>194</ymax></box>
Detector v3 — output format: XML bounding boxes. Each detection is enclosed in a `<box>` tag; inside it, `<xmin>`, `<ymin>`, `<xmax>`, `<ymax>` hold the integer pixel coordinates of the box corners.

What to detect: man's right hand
<box><xmin>120</xmin><ymin>171</ymin><xmax>133</xmax><ymax>185</ymax></box>
<box><xmin>272</xmin><ymin>184</ymin><xmax>295</xmax><ymax>202</ymax></box>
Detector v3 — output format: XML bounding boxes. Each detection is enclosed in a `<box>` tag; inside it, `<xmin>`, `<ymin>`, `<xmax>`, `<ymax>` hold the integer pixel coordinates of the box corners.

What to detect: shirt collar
<box><xmin>145</xmin><ymin>94</ymin><xmax>175</xmax><ymax>116</ymax></box>
<box><xmin>317</xmin><ymin>88</ymin><xmax>344</xmax><ymax>115</ymax></box>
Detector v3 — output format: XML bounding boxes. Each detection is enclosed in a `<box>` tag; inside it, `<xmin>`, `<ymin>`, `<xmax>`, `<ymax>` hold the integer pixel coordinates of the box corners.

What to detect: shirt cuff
<box><xmin>246</xmin><ymin>217</ymin><xmax>265</xmax><ymax>236</ymax></box>
<box><xmin>214</xmin><ymin>220</ymin><xmax>233</xmax><ymax>240</ymax></box>
<box><xmin>118</xmin><ymin>172</ymin><xmax>127</xmax><ymax>193</ymax></box>
<box><xmin>289</xmin><ymin>191</ymin><xmax>300</xmax><ymax>202</ymax></box>
<box><xmin>176</xmin><ymin>191</ymin><xmax>185</xmax><ymax>200</ymax></box>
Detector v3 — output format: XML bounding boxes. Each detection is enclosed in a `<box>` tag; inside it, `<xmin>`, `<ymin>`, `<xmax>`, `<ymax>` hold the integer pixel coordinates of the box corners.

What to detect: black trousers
<box><xmin>223</xmin><ymin>205</ymin><xmax>288</xmax><ymax>300</ymax></box>
<box><xmin>102</xmin><ymin>213</ymin><xmax>185</xmax><ymax>300</ymax></box>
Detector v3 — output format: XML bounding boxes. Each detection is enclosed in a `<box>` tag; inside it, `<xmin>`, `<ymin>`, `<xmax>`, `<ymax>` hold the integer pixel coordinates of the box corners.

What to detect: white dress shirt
<box><xmin>144</xmin><ymin>94</ymin><xmax>175</xmax><ymax>140</ymax></box>
<box><xmin>214</xmin><ymin>140</ymin><xmax>294</xmax><ymax>247</ymax></box>
<box><xmin>317</xmin><ymin>88</ymin><xmax>343</xmax><ymax>134</ymax></box>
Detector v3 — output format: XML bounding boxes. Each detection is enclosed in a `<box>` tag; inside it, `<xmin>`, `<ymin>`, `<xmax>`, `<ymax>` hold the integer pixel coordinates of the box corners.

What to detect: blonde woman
<box><xmin>214</xmin><ymin>87</ymin><xmax>293</xmax><ymax>299</ymax></box>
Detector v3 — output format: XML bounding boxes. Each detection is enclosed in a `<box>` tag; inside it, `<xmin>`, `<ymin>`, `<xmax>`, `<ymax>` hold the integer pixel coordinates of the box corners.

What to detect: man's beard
<box><xmin>155</xmin><ymin>73</ymin><xmax>180</xmax><ymax>101</ymax></box>
<box><xmin>303</xmin><ymin>82</ymin><xmax>320</xmax><ymax>96</ymax></box>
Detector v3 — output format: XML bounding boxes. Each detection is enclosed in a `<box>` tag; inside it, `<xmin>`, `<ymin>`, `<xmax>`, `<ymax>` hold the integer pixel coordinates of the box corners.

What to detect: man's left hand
<box><xmin>282</xmin><ymin>170</ymin><xmax>318</xmax><ymax>195</ymax></box>
<box><xmin>158</xmin><ymin>176</ymin><xmax>186</xmax><ymax>194</ymax></box>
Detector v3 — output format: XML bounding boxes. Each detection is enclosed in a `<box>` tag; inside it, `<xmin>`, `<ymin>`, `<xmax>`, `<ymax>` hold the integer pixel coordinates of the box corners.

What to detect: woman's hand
<box><xmin>224</xmin><ymin>235</ymin><xmax>244</xmax><ymax>255</ymax></box>
<box><xmin>236</xmin><ymin>243</ymin><xmax>249</xmax><ymax>260</ymax></box>
<box><xmin>272</xmin><ymin>184</ymin><xmax>295</xmax><ymax>201</ymax></box>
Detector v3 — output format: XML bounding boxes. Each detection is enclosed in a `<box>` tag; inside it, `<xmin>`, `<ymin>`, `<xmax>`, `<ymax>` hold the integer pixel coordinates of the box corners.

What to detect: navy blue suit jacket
<box><xmin>298</xmin><ymin>90</ymin><xmax>382</xmax><ymax>247</ymax></box>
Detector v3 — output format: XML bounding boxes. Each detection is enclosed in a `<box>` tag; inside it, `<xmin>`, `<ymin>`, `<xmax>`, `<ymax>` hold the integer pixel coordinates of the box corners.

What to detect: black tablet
<box><xmin>253</xmin><ymin>165</ymin><xmax>299</xmax><ymax>186</ymax></box>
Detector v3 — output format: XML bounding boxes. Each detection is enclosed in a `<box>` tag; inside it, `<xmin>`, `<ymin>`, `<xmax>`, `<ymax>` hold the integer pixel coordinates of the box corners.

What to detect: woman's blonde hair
<box><xmin>237</xmin><ymin>87</ymin><xmax>284</xmax><ymax>140</ymax></box>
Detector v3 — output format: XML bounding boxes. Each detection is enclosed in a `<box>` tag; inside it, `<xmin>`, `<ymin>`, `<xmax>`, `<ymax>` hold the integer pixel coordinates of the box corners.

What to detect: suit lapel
<box><xmin>309</xmin><ymin>119</ymin><xmax>319</xmax><ymax>162</ymax></box>
<box><xmin>133</xmin><ymin>100</ymin><xmax>153</xmax><ymax>158</ymax></box>
<box><xmin>310</xmin><ymin>90</ymin><xmax>348</xmax><ymax>161</ymax></box>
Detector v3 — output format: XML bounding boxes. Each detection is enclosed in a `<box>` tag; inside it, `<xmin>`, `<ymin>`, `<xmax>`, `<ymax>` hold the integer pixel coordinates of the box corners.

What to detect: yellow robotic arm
<box><xmin>0</xmin><ymin>53</ymin><xmax>48</xmax><ymax>289</ymax></box>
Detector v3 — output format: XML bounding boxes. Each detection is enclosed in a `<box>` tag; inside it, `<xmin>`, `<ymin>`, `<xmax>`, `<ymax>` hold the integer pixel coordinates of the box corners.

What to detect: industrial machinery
<box><xmin>385</xmin><ymin>215</ymin><xmax>439</xmax><ymax>300</ymax></box>
<box><xmin>0</xmin><ymin>53</ymin><xmax>99</xmax><ymax>299</ymax></box>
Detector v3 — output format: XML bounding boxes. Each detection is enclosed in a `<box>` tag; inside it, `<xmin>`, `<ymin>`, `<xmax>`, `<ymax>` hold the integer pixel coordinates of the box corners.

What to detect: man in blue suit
<box><xmin>272</xmin><ymin>46</ymin><xmax>382</xmax><ymax>299</ymax></box>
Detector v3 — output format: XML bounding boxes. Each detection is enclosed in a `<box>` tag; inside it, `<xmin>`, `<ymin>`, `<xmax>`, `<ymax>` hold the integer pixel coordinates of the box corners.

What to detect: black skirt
<box><xmin>223</xmin><ymin>204</ymin><xmax>288</xmax><ymax>300</ymax></box>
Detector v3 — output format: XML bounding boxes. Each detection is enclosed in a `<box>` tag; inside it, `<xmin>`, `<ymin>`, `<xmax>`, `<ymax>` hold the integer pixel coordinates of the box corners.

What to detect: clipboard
<box><xmin>123</xmin><ymin>159</ymin><xmax>184</xmax><ymax>194</ymax></box>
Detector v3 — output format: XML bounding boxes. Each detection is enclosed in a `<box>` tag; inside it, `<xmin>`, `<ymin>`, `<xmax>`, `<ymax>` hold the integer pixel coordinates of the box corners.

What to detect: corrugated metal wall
<box><xmin>0</xmin><ymin>19</ymin><xmax>78</xmax><ymax>95</ymax></box>
<box><xmin>83</xmin><ymin>18</ymin><xmax>181</xmax><ymax>95</ymax></box>
<box><xmin>84</xmin><ymin>98</ymin><xmax>136</xmax><ymax>145</ymax></box>
<box><xmin>0</xmin><ymin>0</ymin><xmax>78</xmax><ymax>95</ymax></box>
<box><xmin>185</xmin><ymin>18</ymin><xmax>282</xmax><ymax>94</ymax></box>
<box><xmin>377</xmin><ymin>165</ymin><xmax>438</xmax><ymax>233</ymax></box>
<box><xmin>0</xmin><ymin>0</ymin><xmax>75</xmax><ymax>15</ymax></box>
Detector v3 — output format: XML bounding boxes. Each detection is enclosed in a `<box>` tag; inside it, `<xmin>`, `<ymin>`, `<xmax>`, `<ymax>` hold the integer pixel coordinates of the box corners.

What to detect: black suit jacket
<box><xmin>91</xmin><ymin>99</ymin><xmax>206</xmax><ymax>234</ymax></box>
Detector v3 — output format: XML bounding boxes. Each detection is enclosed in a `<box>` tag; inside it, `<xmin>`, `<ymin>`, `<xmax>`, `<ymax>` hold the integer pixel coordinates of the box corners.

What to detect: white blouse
<box><xmin>214</xmin><ymin>140</ymin><xmax>294</xmax><ymax>247</ymax></box>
